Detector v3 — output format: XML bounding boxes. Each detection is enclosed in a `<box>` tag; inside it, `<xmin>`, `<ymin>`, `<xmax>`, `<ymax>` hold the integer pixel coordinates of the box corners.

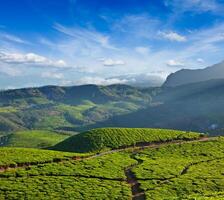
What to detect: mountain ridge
<box><xmin>163</xmin><ymin>60</ymin><xmax>224</xmax><ymax>87</ymax></box>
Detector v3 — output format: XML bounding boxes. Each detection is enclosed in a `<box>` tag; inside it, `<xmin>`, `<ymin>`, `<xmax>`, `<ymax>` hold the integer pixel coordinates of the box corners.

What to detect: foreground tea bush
<box><xmin>0</xmin><ymin>148</ymin><xmax>86</xmax><ymax>167</ymax></box>
<box><xmin>53</xmin><ymin>128</ymin><xmax>201</xmax><ymax>152</ymax></box>
<box><xmin>0</xmin><ymin>176</ymin><xmax>131</xmax><ymax>200</ymax></box>
<box><xmin>0</xmin><ymin>151</ymin><xmax>134</xmax><ymax>199</ymax></box>
<box><xmin>2</xmin><ymin>152</ymin><xmax>136</xmax><ymax>180</ymax></box>
<box><xmin>133</xmin><ymin>137</ymin><xmax>224</xmax><ymax>199</ymax></box>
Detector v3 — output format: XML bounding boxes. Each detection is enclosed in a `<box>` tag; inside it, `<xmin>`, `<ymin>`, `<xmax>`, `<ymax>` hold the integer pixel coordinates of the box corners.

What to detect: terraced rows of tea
<box><xmin>0</xmin><ymin>129</ymin><xmax>223</xmax><ymax>199</ymax></box>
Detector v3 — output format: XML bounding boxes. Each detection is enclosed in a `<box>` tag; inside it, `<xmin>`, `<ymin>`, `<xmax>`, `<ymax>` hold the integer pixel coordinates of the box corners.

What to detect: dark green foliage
<box><xmin>53</xmin><ymin>128</ymin><xmax>201</xmax><ymax>152</ymax></box>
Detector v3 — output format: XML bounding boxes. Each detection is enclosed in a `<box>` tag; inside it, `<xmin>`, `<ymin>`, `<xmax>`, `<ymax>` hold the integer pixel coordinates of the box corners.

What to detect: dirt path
<box><xmin>0</xmin><ymin>137</ymin><xmax>214</xmax><ymax>173</ymax></box>
<box><xmin>125</xmin><ymin>154</ymin><xmax>146</xmax><ymax>200</ymax></box>
<box><xmin>89</xmin><ymin>136</ymin><xmax>213</xmax><ymax>159</ymax></box>
<box><xmin>122</xmin><ymin>137</ymin><xmax>214</xmax><ymax>200</ymax></box>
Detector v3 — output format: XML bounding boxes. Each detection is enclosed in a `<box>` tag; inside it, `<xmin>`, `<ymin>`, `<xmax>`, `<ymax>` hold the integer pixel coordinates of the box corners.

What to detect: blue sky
<box><xmin>0</xmin><ymin>0</ymin><xmax>224</xmax><ymax>88</ymax></box>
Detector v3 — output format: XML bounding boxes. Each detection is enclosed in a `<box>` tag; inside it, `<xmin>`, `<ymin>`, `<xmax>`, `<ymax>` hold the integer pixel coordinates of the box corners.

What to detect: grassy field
<box><xmin>53</xmin><ymin>128</ymin><xmax>202</xmax><ymax>152</ymax></box>
<box><xmin>2</xmin><ymin>130</ymin><xmax>70</xmax><ymax>148</ymax></box>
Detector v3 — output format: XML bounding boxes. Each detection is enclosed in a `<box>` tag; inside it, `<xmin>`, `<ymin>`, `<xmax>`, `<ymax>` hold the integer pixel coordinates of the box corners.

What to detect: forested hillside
<box><xmin>0</xmin><ymin>84</ymin><xmax>154</xmax><ymax>133</ymax></box>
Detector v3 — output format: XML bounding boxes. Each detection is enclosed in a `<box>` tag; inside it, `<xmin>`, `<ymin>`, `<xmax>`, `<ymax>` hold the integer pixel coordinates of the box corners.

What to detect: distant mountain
<box><xmin>3</xmin><ymin>77</ymin><xmax>224</xmax><ymax>136</ymax></box>
<box><xmin>81</xmin><ymin>79</ymin><xmax>224</xmax><ymax>135</ymax></box>
<box><xmin>0</xmin><ymin>84</ymin><xmax>154</xmax><ymax>133</ymax></box>
<box><xmin>163</xmin><ymin>61</ymin><xmax>224</xmax><ymax>87</ymax></box>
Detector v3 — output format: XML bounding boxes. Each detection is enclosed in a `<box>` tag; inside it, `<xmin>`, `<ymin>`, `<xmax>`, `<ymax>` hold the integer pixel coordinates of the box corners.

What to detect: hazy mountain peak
<box><xmin>163</xmin><ymin>60</ymin><xmax>224</xmax><ymax>87</ymax></box>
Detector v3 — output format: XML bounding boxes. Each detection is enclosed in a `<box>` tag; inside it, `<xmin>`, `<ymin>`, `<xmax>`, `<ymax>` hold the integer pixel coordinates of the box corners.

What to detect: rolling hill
<box><xmin>52</xmin><ymin>128</ymin><xmax>201</xmax><ymax>152</ymax></box>
<box><xmin>0</xmin><ymin>84</ymin><xmax>154</xmax><ymax>133</ymax></box>
<box><xmin>1</xmin><ymin>72</ymin><xmax>224</xmax><ymax>136</ymax></box>
<box><xmin>81</xmin><ymin>79</ymin><xmax>224</xmax><ymax>135</ymax></box>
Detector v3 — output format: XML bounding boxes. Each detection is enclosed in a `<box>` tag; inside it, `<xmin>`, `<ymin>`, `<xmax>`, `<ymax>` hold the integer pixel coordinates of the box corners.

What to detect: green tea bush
<box><xmin>53</xmin><ymin>128</ymin><xmax>202</xmax><ymax>152</ymax></box>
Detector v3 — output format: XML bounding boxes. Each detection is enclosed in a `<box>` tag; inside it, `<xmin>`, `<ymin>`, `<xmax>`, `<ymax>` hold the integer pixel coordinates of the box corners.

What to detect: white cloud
<box><xmin>41</xmin><ymin>72</ymin><xmax>64</xmax><ymax>79</ymax></box>
<box><xmin>166</xmin><ymin>59</ymin><xmax>185</xmax><ymax>67</ymax></box>
<box><xmin>66</xmin><ymin>76</ymin><xmax>128</xmax><ymax>86</ymax></box>
<box><xmin>101</xmin><ymin>58</ymin><xmax>126</xmax><ymax>66</ymax></box>
<box><xmin>165</xmin><ymin>0</ymin><xmax>224</xmax><ymax>14</ymax></box>
<box><xmin>197</xmin><ymin>58</ymin><xmax>204</xmax><ymax>63</ymax></box>
<box><xmin>54</xmin><ymin>23</ymin><xmax>116</xmax><ymax>50</ymax></box>
<box><xmin>0</xmin><ymin>33</ymin><xmax>28</xmax><ymax>44</ymax></box>
<box><xmin>0</xmin><ymin>51</ymin><xmax>68</xmax><ymax>68</ymax></box>
<box><xmin>111</xmin><ymin>73</ymin><xmax>165</xmax><ymax>87</ymax></box>
<box><xmin>159</xmin><ymin>31</ymin><xmax>187</xmax><ymax>42</ymax></box>
<box><xmin>112</xmin><ymin>14</ymin><xmax>161</xmax><ymax>40</ymax></box>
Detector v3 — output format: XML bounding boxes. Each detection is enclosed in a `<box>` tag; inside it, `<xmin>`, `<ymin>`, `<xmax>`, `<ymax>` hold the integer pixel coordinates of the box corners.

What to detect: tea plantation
<box><xmin>0</xmin><ymin>128</ymin><xmax>223</xmax><ymax>199</ymax></box>
<box><xmin>53</xmin><ymin>128</ymin><xmax>201</xmax><ymax>152</ymax></box>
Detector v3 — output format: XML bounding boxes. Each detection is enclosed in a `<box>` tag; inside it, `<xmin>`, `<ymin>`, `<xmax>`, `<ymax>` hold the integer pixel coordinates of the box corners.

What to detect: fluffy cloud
<box><xmin>101</xmin><ymin>58</ymin><xmax>126</xmax><ymax>66</ymax></box>
<box><xmin>65</xmin><ymin>76</ymin><xmax>128</xmax><ymax>86</ymax></box>
<box><xmin>111</xmin><ymin>73</ymin><xmax>165</xmax><ymax>87</ymax></box>
<box><xmin>62</xmin><ymin>73</ymin><xmax>165</xmax><ymax>87</ymax></box>
<box><xmin>197</xmin><ymin>58</ymin><xmax>204</xmax><ymax>63</ymax></box>
<box><xmin>0</xmin><ymin>52</ymin><xmax>67</xmax><ymax>68</ymax></box>
<box><xmin>159</xmin><ymin>31</ymin><xmax>187</xmax><ymax>42</ymax></box>
<box><xmin>166</xmin><ymin>59</ymin><xmax>185</xmax><ymax>67</ymax></box>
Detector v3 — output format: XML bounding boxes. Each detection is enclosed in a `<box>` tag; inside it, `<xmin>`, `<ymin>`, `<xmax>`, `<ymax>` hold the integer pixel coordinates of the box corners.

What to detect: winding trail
<box><xmin>125</xmin><ymin>154</ymin><xmax>146</xmax><ymax>200</ymax></box>
<box><xmin>0</xmin><ymin>137</ymin><xmax>214</xmax><ymax>173</ymax></box>
<box><xmin>0</xmin><ymin>136</ymin><xmax>217</xmax><ymax>200</ymax></box>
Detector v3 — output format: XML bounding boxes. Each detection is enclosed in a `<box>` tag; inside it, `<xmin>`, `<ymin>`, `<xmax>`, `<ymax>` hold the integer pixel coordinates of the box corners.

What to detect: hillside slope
<box><xmin>0</xmin><ymin>84</ymin><xmax>154</xmax><ymax>133</ymax></box>
<box><xmin>52</xmin><ymin>128</ymin><xmax>201</xmax><ymax>152</ymax></box>
<box><xmin>82</xmin><ymin>79</ymin><xmax>224</xmax><ymax>135</ymax></box>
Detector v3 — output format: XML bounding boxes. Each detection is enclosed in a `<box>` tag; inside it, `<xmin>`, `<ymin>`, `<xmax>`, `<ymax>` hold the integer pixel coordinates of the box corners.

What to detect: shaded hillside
<box><xmin>164</xmin><ymin>61</ymin><xmax>224</xmax><ymax>87</ymax></box>
<box><xmin>81</xmin><ymin>79</ymin><xmax>224</xmax><ymax>135</ymax></box>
